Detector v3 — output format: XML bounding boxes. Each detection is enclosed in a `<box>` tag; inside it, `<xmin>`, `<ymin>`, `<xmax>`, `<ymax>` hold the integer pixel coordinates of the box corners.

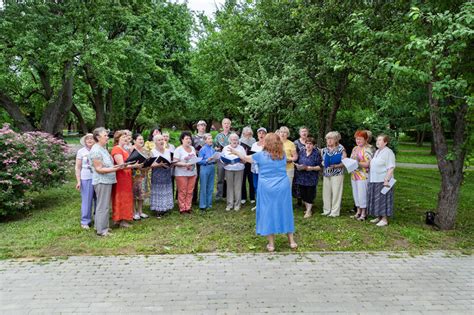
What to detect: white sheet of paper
<box><xmin>210</xmin><ymin>152</ymin><xmax>221</xmax><ymax>161</ymax></box>
<box><xmin>381</xmin><ymin>178</ymin><xmax>397</xmax><ymax>195</ymax></box>
<box><xmin>342</xmin><ymin>158</ymin><xmax>358</xmax><ymax>173</ymax></box>
<box><xmin>187</xmin><ymin>156</ymin><xmax>203</xmax><ymax>164</ymax></box>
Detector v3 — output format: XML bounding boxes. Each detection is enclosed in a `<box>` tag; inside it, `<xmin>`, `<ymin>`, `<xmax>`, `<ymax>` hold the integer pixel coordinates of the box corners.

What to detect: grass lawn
<box><xmin>1</xmin><ymin>167</ymin><xmax>472</xmax><ymax>259</ymax></box>
<box><xmin>397</xmin><ymin>143</ymin><xmax>437</xmax><ymax>164</ymax></box>
<box><xmin>397</xmin><ymin>142</ymin><xmax>474</xmax><ymax>165</ymax></box>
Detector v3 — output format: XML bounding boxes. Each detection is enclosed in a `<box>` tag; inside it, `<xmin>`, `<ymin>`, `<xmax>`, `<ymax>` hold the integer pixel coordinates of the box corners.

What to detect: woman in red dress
<box><xmin>111</xmin><ymin>130</ymin><xmax>141</xmax><ymax>228</ymax></box>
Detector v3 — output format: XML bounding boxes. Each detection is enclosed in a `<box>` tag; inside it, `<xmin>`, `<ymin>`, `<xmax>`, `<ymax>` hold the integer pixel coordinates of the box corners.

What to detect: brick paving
<box><xmin>0</xmin><ymin>251</ymin><xmax>472</xmax><ymax>314</ymax></box>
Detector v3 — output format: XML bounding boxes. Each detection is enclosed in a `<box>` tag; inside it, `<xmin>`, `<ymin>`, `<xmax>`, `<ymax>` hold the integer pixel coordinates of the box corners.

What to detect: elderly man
<box><xmin>214</xmin><ymin>118</ymin><xmax>231</xmax><ymax>201</ymax></box>
<box><xmin>192</xmin><ymin>120</ymin><xmax>207</xmax><ymax>204</ymax></box>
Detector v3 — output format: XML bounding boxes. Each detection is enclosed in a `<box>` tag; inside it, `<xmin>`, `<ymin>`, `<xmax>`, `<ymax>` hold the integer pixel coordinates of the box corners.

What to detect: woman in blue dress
<box><xmin>230</xmin><ymin>133</ymin><xmax>296</xmax><ymax>252</ymax></box>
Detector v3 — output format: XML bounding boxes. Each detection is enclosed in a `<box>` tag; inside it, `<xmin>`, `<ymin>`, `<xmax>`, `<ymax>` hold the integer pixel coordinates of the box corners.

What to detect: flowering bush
<box><xmin>0</xmin><ymin>124</ymin><xmax>70</xmax><ymax>216</ymax></box>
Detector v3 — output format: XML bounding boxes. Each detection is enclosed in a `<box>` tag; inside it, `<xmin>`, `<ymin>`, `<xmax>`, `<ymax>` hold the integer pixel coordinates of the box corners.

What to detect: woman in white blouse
<box><xmin>75</xmin><ymin>133</ymin><xmax>96</xmax><ymax>229</ymax></box>
<box><xmin>367</xmin><ymin>134</ymin><xmax>396</xmax><ymax>227</ymax></box>
<box><xmin>222</xmin><ymin>133</ymin><xmax>246</xmax><ymax>211</ymax></box>
<box><xmin>173</xmin><ymin>131</ymin><xmax>198</xmax><ymax>214</ymax></box>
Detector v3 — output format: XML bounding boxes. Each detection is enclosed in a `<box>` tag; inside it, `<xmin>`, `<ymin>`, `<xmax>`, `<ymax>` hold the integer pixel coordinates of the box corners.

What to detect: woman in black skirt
<box><xmin>367</xmin><ymin>134</ymin><xmax>396</xmax><ymax>227</ymax></box>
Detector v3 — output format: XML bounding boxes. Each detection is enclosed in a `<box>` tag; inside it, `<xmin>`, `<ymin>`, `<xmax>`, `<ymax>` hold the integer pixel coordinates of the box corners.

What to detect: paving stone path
<box><xmin>0</xmin><ymin>251</ymin><xmax>472</xmax><ymax>314</ymax></box>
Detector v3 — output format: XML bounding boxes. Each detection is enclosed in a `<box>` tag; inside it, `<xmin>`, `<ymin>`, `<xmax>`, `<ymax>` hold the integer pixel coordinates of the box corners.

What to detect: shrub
<box><xmin>0</xmin><ymin>124</ymin><xmax>70</xmax><ymax>216</ymax></box>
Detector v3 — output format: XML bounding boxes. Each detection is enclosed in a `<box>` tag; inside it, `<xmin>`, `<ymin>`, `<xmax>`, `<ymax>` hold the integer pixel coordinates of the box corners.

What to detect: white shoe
<box><xmin>327</xmin><ymin>214</ymin><xmax>339</xmax><ymax>217</ymax></box>
<box><xmin>234</xmin><ymin>207</ymin><xmax>240</xmax><ymax>211</ymax></box>
<box><xmin>376</xmin><ymin>220</ymin><xmax>388</xmax><ymax>227</ymax></box>
<box><xmin>81</xmin><ymin>224</ymin><xmax>90</xmax><ymax>230</ymax></box>
<box><xmin>370</xmin><ymin>218</ymin><xmax>381</xmax><ymax>224</ymax></box>
<box><xmin>320</xmin><ymin>212</ymin><xmax>328</xmax><ymax>216</ymax></box>
<box><xmin>251</xmin><ymin>206</ymin><xmax>256</xmax><ymax>211</ymax></box>
<box><xmin>140</xmin><ymin>213</ymin><xmax>149</xmax><ymax>219</ymax></box>
<box><xmin>241</xmin><ymin>200</ymin><xmax>246</xmax><ymax>205</ymax></box>
<box><xmin>133</xmin><ymin>214</ymin><xmax>141</xmax><ymax>221</ymax></box>
<box><xmin>120</xmin><ymin>221</ymin><xmax>132</xmax><ymax>228</ymax></box>
<box><xmin>225</xmin><ymin>207</ymin><xmax>232</xmax><ymax>211</ymax></box>
<box><xmin>250</xmin><ymin>200</ymin><xmax>255</xmax><ymax>204</ymax></box>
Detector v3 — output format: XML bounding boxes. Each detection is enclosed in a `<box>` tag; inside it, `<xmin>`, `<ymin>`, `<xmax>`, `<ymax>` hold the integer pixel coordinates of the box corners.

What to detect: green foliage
<box><xmin>0</xmin><ymin>1</ymin><xmax>195</xmax><ymax>132</ymax></box>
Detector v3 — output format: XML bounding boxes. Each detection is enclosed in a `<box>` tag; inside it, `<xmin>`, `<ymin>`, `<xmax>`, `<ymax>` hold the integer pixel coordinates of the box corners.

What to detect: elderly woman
<box><xmin>222</xmin><ymin>133</ymin><xmax>246</xmax><ymax>211</ymax></box>
<box><xmin>293</xmin><ymin>126</ymin><xmax>309</xmax><ymax>206</ymax></box>
<box><xmin>162</xmin><ymin>132</ymin><xmax>176</xmax><ymax>152</ymax></box>
<box><xmin>230</xmin><ymin>133</ymin><xmax>296</xmax><ymax>252</ymax></box>
<box><xmin>111</xmin><ymin>130</ymin><xmax>142</xmax><ymax>228</ymax></box>
<box><xmin>122</xmin><ymin>129</ymin><xmax>133</xmax><ymax>152</ymax></box>
<box><xmin>279</xmin><ymin>126</ymin><xmax>298</xmax><ymax>185</ymax></box>
<box><xmin>367</xmin><ymin>135</ymin><xmax>396</xmax><ymax>227</ymax></box>
<box><xmin>174</xmin><ymin>131</ymin><xmax>198</xmax><ymax>213</ymax></box>
<box><xmin>150</xmin><ymin>134</ymin><xmax>174</xmax><ymax>218</ymax></box>
<box><xmin>250</xmin><ymin>127</ymin><xmax>267</xmax><ymax>211</ymax></box>
<box><xmin>349</xmin><ymin>130</ymin><xmax>373</xmax><ymax>221</ymax></box>
<box><xmin>89</xmin><ymin>127</ymin><xmax>124</xmax><ymax>236</ymax></box>
<box><xmin>197</xmin><ymin>133</ymin><xmax>216</xmax><ymax>212</ymax></box>
<box><xmin>294</xmin><ymin>137</ymin><xmax>322</xmax><ymax>218</ymax></box>
<box><xmin>75</xmin><ymin>133</ymin><xmax>96</xmax><ymax>229</ymax></box>
<box><xmin>321</xmin><ymin>131</ymin><xmax>347</xmax><ymax>217</ymax></box>
<box><xmin>214</xmin><ymin>118</ymin><xmax>232</xmax><ymax>200</ymax></box>
<box><xmin>240</xmin><ymin>126</ymin><xmax>256</xmax><ymax>205</ymax></box>
<box><xmin>144</xmin><ymin>127</ymin><xmax>162</xmax><ymax>152</ymax></box>
<box><xmin>131</xmin><ymin>134</ymin><xmax>149</xmax><ymax>221</ymax></box>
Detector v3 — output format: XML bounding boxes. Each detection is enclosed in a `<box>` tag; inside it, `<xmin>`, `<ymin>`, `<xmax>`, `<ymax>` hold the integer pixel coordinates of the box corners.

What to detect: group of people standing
<box><xmin>75</xmin><ymin>118</ymin><xmax>396</xmax><ymax>251</ymax></box>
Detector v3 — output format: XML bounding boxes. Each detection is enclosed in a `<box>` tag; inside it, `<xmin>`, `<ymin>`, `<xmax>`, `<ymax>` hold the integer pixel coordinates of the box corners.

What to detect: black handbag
<box><xmin>425</xmin><ymin>211</ymin><xmax>436</xmax><ymax>225</ymax></box>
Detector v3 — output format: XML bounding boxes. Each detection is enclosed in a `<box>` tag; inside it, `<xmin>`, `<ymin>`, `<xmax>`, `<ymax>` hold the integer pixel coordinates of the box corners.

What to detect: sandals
<box><xmin>290</xmin><ymin>242</ymin><xmax>298</xmax><ymax>250</ymax></box>
<box><xmin>266</xmin><ymin>244</ymin><xmax>275</xmax><ymax>252</ymax></box>
<box><xmin>357</xmin><ymin>216</ymin><xmax>366</xmax><ymax>222</ymax></box>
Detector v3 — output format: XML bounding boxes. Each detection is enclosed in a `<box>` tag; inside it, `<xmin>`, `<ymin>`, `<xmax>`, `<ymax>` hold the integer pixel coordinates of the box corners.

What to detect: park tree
<box><xmin>350</xmin><ymin>1</ymin><xmax>473</xmax><ymax>229</ymax></box>
<box><xmin>0</xmin><ymin>1</ymin><xmax>86</xmax><ymax>135</ymax></box>
<box><xmin>0</xmin><ymin>1</ymin><xmax>194</xmax><ymax>134</ymax></box>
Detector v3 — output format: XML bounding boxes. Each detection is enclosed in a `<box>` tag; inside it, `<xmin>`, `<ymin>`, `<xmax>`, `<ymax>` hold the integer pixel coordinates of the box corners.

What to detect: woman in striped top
<box><xmin>349</xmin><ymin>130</ymin><xmax>373</xmax><ymax>221</ymax></box>
<box><xmin>321</xmin><ymin>131</ymin><xmax>346</xmax><ymax>217</ymax></box>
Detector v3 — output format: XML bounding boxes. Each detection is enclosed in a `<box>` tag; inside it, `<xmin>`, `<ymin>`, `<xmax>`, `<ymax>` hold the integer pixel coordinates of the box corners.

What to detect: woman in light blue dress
<box><xmin>230</xmin><ymin>133</ymin><xmax>296</xmax><ymax>252</ymax></box>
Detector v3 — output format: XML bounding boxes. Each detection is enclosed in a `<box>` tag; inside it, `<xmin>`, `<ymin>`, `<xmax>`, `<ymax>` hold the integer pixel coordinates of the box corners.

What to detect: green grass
<box><xmin>1</xmin><ymin>167</ymin><xmax>472</xmax><ymax>259</ymax></box>
<box><xmin>396</xmin><ymin>142</ymin><xmax>474</xmax><ymax>165</ymax></box>
<box><xmin>397</xmin><ymin>143</ymin><xmax>437</xmax><ymax>164</ymax></box>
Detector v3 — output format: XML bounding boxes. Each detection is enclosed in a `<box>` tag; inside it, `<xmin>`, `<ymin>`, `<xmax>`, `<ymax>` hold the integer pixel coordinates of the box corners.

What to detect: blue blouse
<box><xmin>322</xmin><ymin>144</ymin><xmax>345</xmax><ymax>177</ymax></box>
<box><xmin>294</xmin><ymin>148</ymin><xmax>322</xmax><ymax>186</ymax></box>
<box><xmin>198</xmin><ymin>144</ymin><xmax>216</xmax><ymax>166</ymax></box>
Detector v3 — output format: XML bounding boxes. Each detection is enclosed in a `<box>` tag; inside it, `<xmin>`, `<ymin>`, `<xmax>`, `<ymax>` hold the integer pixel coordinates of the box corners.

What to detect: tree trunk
<box><xmin>428</xmin><ymin>80</ymin><xmax>466</xmax><ymax>230</ymax></box>
<box><xmin>123</xmin><ymin>94</ymin><xmax>144</xmax><ymax>131</ymax></box>
<box><xmin>326</xmin><ymin>72</ymin><xmax>348</xmax><ymax>134</ymax></box>
<box><xmin>40</xmin><ymin>61</ymin><xmax>74</xmax><ymax>137</ymax></box>
<box><xmin>416</xmin><ymin>130</ymin><xmax>425</xmax><ymax>147</ymax></box>
<box><xmin>0</xmin><ymin>91</ymin><xmax>35</xmax><ymax>131</ymax></box>
<box><xmin>71</xmin><ymin>103</ymin><xmax>88</xmax><ymax>134</ymax></box>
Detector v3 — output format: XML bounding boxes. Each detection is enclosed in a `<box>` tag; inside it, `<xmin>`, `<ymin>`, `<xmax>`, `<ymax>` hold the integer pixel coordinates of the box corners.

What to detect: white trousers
<box><xmin>286</xmin><ymin>169</ymin><xmax>294</xmax><ymax>185</ymax></box>
<box><xmin>322</xmin><ymin>175</ymin><xmax>344</xmax><ymax>216</ymax></box>
<box><xmin>351</xmin><ymin>179</ymin><xmax>368</xmax><ymax>208</ymax></box>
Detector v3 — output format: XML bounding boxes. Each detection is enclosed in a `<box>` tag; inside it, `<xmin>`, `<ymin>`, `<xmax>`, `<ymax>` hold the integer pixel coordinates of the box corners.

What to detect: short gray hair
<box><xmin>92</xmin><ymin>127</ymin><xmax>108</xmax><ymax>142</ymax></box>
<box><xmin>153</xmin><ymin>134</ymin><xmax>164</xmax><ymax>142</ymax></box>
<box><xmin>325</xmin><ymin>131</ymin><xmax>341</xmax><ymax>143</ymax></box>
<box><xmin>242</xmin><ymin>126</ymin><xmax>253</xmax><ymax>136</ymax></box>
<box><xmin>203</xmin><ymin>133</ymin><xmax>212</xmax><ymax>141</ymax></box>
<box><xmin>279</xmin><ymin>126</ymin><xmax>290</xmax><ymax>136</ymax></box>
<box><xmin>228</xmin><ymin>133</ymin><xmax>239</xmax><ymax>141</ymax></box>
